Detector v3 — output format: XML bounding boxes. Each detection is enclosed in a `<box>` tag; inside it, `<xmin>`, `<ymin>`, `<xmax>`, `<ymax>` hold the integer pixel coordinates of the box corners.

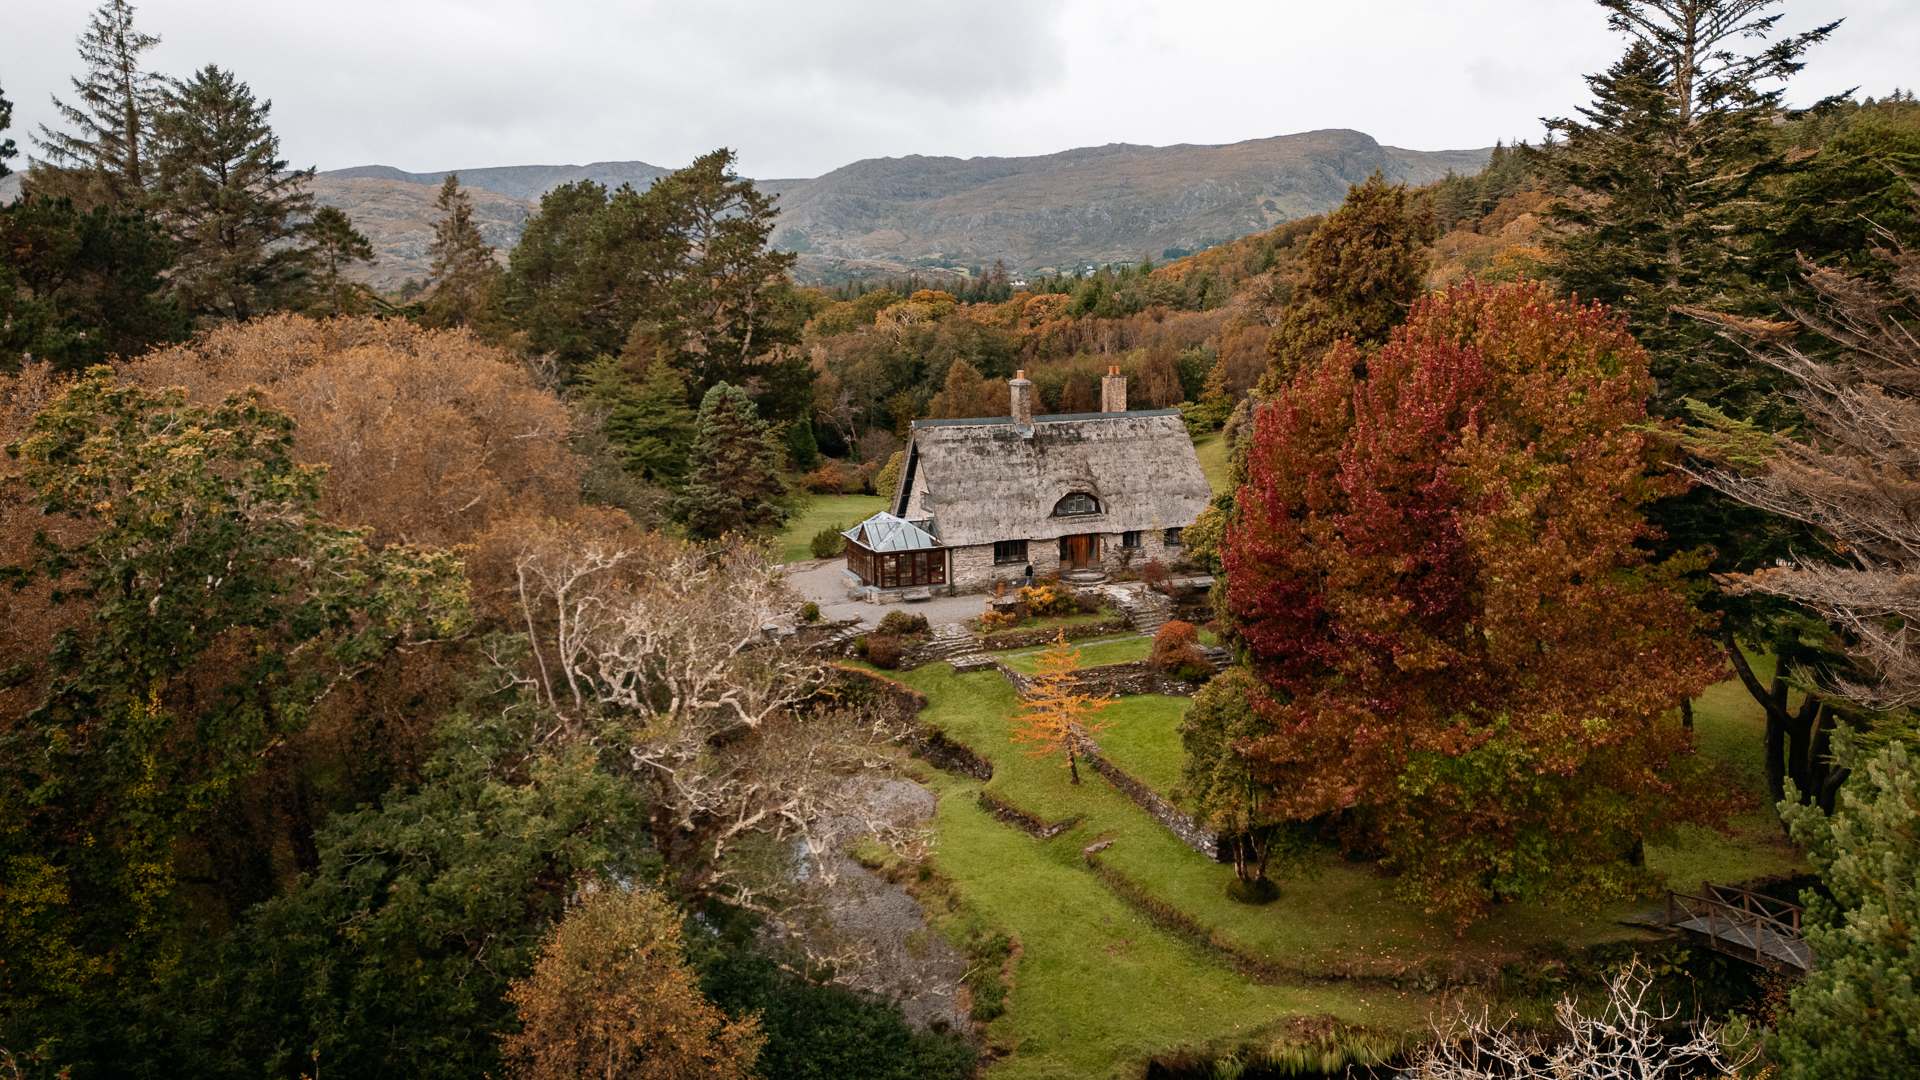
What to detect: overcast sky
<box><xmin>5</xmin><ymin>0</ymin><xmax>1915</xmax><ymax>180</ymax></box>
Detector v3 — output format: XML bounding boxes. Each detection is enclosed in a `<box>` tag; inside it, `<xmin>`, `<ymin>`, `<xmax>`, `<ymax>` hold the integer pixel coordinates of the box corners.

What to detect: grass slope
<box><xmin>997</xmin><ymin>636</ymin><xmax>1152</xmax><ymax>675</ymax></box>
<box><xmin>1191</xmin><ymin>431</ymin><xmax>1231</xmax><ymax>495</ymax></box>
<box><xmin>776</xmin><ymin>493</ymin><xmax>889</xmax><ymax>565</ymax></box>
<box><xmin>886</xmin><ymin>662</ymin><xmax>1424</xmax><ymax>1078</ymax></box>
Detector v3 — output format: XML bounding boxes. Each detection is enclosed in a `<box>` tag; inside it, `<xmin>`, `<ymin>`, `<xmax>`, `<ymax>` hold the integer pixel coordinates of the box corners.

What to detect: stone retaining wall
<box><xmin>974</xmin><ymin>618</ymin><xmax>1129</xmax><ymax>652</ymax></box>
<box><xmin>1079</xmin><ymin>738</ymin><xmax>1219</xmax><ymax>860</ymax></box>
<box><xmin>996</xmin><ymin>659</ymin><xmax>1203</xmax><ymax>699</ymax></box>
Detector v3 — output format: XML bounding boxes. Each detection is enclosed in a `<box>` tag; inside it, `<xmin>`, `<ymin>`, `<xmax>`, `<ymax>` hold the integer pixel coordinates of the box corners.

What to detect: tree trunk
<box><xmin>1681</xmin><ymin>697</ymin><xmax>1693</xmax><ymax>730</ymax></box>
<box><xmin>1722</xmin><ymin>628</ymin><xmax>1793</xmax><ymax>811</ymax></box>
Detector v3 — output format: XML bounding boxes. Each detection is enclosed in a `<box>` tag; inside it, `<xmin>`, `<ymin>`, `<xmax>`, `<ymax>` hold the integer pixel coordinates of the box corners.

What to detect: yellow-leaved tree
<box><xmin>1009</xmin><ymin>630</ymin><xmax>1116</xmax><ymax>784</ymax></box>
<box><xmin>503</xmin><ymin>886</ymin><xmax>763</xmax><ymax>1080</ymax></box>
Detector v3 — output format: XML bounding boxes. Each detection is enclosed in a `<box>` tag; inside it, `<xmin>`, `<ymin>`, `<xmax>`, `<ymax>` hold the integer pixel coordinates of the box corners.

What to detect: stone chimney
<box><xmin>1010</xmin><ymin>370</ymin><xmax>1034</xmax><ymax>434</ymax></box>
<box><xmin>1101</xmin><ymin>365</ymin><xmax>1127</xmax><ymax>413</ymax></box>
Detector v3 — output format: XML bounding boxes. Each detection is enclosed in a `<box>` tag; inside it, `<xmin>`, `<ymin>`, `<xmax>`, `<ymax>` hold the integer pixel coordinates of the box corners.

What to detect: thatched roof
<box><xmin>896</xmin><ymin>409</ymin><xmax>1213</xmax><ymax>546</ymax></box>
<box><xmin>843</xmin><ymin>512</ymin><xmax>943</xmax><ymax>552</ymax></box>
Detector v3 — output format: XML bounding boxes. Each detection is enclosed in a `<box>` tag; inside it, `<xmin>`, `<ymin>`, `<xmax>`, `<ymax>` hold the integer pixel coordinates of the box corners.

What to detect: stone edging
<box><xmin>996</xmin><ymin>658</ymin><xmax>1203</xmax><ymax>700</ymax></box>
<box><xmin>973</xmin><ymin>618</ymin><xmax>1130</xmax><ymax>652</ymax></box>
<box><xmin>1077</xmin><ymin>738</ymin><xmax>1219</xmax><ymax>860</ymax></box>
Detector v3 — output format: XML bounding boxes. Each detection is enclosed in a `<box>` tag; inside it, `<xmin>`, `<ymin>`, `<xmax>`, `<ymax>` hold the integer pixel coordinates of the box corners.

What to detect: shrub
<box><xmin>976</xmin><ymin>611</ymin><xmax>1019</xmax><ymax>632</ymax></box>
<box><xmin>853</xmin><ymin>635</ymin><xmax>868</xmax><ymax>656</ymax></box>
<box><xmin>1150</xmin><ymin>620</ymin><xmax>1210</xmax><ymax>675</ymax></box>
<box><xmin>803</xmin><ymin>462</ymin><xmax>849</xmax><ymax>495</ymax></box>
<box><xmin>865</xmin><ymin>635</ymin><xmax>904</xmax><ymax>669</ymax></box>
<box><xmin>873</xmin><ymin>450</ymin><xmax>905</xmax><ymax>500</ymax></box>
<box><xmin>810</xmin><ymin>526</ymin><xmax>847</xmax><ymax>559</ymax></box>
<box><xmin>877</xmin><ymin>611</ymin><xmax>930</xmax><ymax>638</ymax></box>
<box><xmin>1140</xmin><ymin>559</ymin><xmax>1170</xmax><ymax>587</ymax></box>
<box><xmin>1074</xmin><ymin>591</ymin><xmax>1103</xmax><ymax>615</ymax></box>
<box><xmin>1017</xmin><ymin>584</ymin><xmax>1074</xmax><ymax>618</ymax></box>
<box><xmin>799</xmin><ymin>602</ymin><xmax>821</xmax><ymax>623</ymax></box>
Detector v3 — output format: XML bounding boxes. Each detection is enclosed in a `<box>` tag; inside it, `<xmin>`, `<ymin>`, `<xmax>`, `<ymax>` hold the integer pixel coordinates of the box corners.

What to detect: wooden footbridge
<box><xmin>1665</xmin><ymin>882</ymin><xmax>1813</xmax><ymax>974</ymax></box>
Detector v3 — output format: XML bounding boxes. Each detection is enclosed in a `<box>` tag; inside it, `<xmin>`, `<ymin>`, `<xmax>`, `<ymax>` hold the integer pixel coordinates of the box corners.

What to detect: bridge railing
<box><xmin>1664</xmin><ymin>880</ymin><xmax>1810</xmax><ymax>973</ymax></box>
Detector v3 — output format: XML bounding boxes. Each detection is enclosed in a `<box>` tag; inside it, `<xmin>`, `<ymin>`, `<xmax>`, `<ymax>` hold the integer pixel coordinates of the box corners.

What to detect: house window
<box><xmin>1053</xmin><ymin>492</ymin><xmax>1100</xmax><ymax>516</ymax></box>
<box><xmin>993</xmin><ymin>539</ymin><xmax>1028</xmax><ymax>565</ymax></box>
<box><xmin>1121</xmin><ymin>530</ymin><xmax>1143</xmax><ymax>549</ymax></box>
<box><xmin>1164</xmin><ymin>527</ymin><xmax>1184</xmax><ymax>547</ymax></box>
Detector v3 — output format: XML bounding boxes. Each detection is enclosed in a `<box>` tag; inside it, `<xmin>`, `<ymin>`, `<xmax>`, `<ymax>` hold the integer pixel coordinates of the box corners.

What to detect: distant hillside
<box><xmin>308</xmin><ymin>178</ymin><xmax>537</xmax><ymax>291</ymax></box>
<box><xmin>5</xmin><ymin>130</ymin><xmax>1493</xmax><ymax>289</ymax></box>
<box><xmin>762</xmin><ymin>129</ymin><xmax>1490</xmax><ymax>273</ymax></box>
<box><xmin>316</xmin><ymin>160</ymin><xmax>673</xmax><ymax>202</ymax></box>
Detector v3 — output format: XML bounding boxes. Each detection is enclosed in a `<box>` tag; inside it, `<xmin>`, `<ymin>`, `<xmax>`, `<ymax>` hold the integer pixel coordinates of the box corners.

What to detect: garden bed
<box><xmin>973</xmin><ymin>617</ymin><xmax>1128</xmax><ymax>651</ymax></box>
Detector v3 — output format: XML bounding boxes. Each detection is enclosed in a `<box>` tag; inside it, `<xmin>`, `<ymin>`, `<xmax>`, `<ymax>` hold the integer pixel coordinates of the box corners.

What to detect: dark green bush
<box><xmin>811</xmin><ymin>526</ymin><xmax>848</xmax><ymax>558</ymax></box>
<box><xmin>800</xmin><ymin>601</ymin><xmax>821</xmax><ymax>623</ymax></box>
<box><xmin>877</xmin><ymin>611</ymin><xmax>930</xmax><ymax>638</ymax></box>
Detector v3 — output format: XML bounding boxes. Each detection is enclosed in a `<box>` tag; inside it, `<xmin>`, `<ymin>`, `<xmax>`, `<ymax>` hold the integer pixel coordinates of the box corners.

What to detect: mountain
<box><xmin>759</xmin><ymin>129</ymin><xmax>1490</xmax><ymax>273</ymax></box>
<box><xmin>4</xmin><ymin>130</ymin><xmax>1494</xmax><ymax>288</ymax></box>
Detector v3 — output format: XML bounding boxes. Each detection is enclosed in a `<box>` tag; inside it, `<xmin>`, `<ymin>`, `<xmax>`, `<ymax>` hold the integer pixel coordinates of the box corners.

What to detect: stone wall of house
<box><xmin>949</xmin><ymin>526</ymin><xmax>1195</xmax><ymax>594</ymax></box>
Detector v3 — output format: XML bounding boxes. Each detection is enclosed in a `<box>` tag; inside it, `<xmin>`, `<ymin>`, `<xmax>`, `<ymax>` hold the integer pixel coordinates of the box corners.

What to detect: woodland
<box><xmin>2</xmin><ymin>0</ymin><xmax>1920</xmax><ymax>1078</ymax></box>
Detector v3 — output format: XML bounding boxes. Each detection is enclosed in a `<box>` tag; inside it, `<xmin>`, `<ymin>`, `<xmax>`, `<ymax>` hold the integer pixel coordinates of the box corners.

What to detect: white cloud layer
<box><xmin>3</xmin><ymin>0</ymin><xmax>1913</xmax><ymax>179</ymax></box>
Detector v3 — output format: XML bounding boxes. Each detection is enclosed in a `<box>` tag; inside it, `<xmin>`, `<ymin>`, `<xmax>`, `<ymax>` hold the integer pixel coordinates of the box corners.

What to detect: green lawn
<box><xmin>880</xmin><ymin>661</ymin><xmax>1428</xmax><ymax>1077</ymax></box>
<box><xmin>1092</xmin><ymin>694</ymin><xmax>1191</xmax><ymax>797</ymax></box>
<box><xmin>857</xmin><ymin>652</ymin><xmax>1806</xmax><ymax>1076</ymax></box>
<box><xmin>776</xmin><ymin>493</ymin><xmax>889</xmax><ymax>564</ymax></box>
<box><xmin>998</xmin><ymin>635</ymin><xmax>1151</xmax><ymax>674</ymax></box>
<box><xmin>1191</xmin><ymin>430</ymin><xmax>1231</xmax><ymax>495</ymax></box>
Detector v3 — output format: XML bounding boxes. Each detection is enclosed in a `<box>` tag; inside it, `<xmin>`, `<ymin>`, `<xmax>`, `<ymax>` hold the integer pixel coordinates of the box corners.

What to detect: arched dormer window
<box><xmin>1053</xmin><ymin>492</ymin><xmax>1100</xmax><ymax>516</ymax></box>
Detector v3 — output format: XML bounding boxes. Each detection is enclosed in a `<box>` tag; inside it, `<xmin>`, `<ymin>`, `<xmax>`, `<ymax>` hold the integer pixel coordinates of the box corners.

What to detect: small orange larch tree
<box><xmin>1009</xmin><ymin>630</ymin><xmax>1117</xmax><ymax>784</ymax></box>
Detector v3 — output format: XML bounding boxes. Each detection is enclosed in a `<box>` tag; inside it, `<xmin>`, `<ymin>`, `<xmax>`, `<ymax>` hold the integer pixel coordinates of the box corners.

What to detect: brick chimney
<box><xmin>1010</xmin><ymin>370</ymin><xmax>1034</xmax><ymax>434</ymax></box>
<box><xmin>1101</xmin><ymin>365</ymin><xmax>1127</xmax><ymax>413</ymax></box>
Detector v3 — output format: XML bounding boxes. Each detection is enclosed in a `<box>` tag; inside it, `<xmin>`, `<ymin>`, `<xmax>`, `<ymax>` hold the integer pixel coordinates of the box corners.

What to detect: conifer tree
<box><xmin>0</xmin><ymin>84</ymin><xmax>16</xmax><ymax>180</ymax></box>
<box><xmin>303</xmin><ymin>204</ymin><xmax>376</xmax><ymax>315</ymax></box>
<box><xmin>150</xmin><ymin>65</ymin><xmax>315</xmax><ymax>320</ymax></box>
<box><xmin>423</xmin><ymin>173</ymin><xmax>499</xmax><ymax>330</ymax></box>
<box><xmin>578</xmin><ymin>355</ymin><xmax>697</xmax><ymax>486</ymax></box>
<box><xmin>1534</xmin><ymin>0</ymin><xmax>1839</xmax><ymax>422</ymax></box>
<box><xmin>674</xmin><ymin>382</ymin><xmax>790</xmax><ymax>540</ymax></box>
<box><xmin>1009</xmin><ymin>631</ymin><xmax>1116</xmax><ymax>785</ymax></box>
<box><xmin>1257</xmin><ymin>173</ymin><xmax>1436</xmax><ymax>393</ymax></box>
<box><xmin>30</xmin><ymin>0</ymin><xmax>166</xmax><ymax>206</ymax></box>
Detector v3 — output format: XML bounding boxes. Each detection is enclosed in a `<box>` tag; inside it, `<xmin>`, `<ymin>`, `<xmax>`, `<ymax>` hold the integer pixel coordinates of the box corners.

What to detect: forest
<box><xmin>2</xmin><ymin>0</ymin><xmax>1920</xmax><ymax>1078</ymax></box>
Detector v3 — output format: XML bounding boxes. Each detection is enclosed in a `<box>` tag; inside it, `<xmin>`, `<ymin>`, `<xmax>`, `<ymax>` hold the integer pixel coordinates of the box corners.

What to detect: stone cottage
<box><xmin>841</xmin><ymin>367</ymin><xmax>1213</xmax><ymax>598</ymax></box>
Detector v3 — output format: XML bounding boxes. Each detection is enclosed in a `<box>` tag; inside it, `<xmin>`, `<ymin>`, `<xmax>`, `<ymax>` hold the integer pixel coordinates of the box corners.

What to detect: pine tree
<box><xmin>786</xmin><ymin>414</ymin><xmax>819</xmax><ymax>471</ymax></box>
<box><xmin>150</xmin><ymin>65</ymin><xmax>315</xmax><ymax>320</ymax></box>
<box><xmin>1776</xmin><ymin>731</ymin><xmax>1920</xmax><ymax>1080</ymax></box>
<box><xmin>29</xmin><ymin>0</ymin><xmax>166</xmax><ymax>207</ymax></box>
<box><xmin>423</xmin><ymin>173</ymin><xmax>499</xmax><ymax>330</ymax></box>
<box><xmin>673</xmin><ymin>383</ymin><xmax>790</xmax><ymax>540</ymax></box>
<box><xmin>578</xmin><ymin>355</ymin><xmax>697</xmax><ymax>486</ymax></box>
<box><xmin>303</xmin><ymin>205</ymin><xmax>375</xmax><ymax>315</ymax></box>
<box><xmin>0</xmin><ymin>83</ymin><xmax>17</xmax><ymax>180</ymax></box>
<box><xmin>1257</xmin><ymin>173</ymin><xmax>1436</xmax><ymax>393</ymax></box>
<box><xmin>1534</xmin><ymin>0</ymin><xmax>1839</xmax><ymax>423</ymax></box>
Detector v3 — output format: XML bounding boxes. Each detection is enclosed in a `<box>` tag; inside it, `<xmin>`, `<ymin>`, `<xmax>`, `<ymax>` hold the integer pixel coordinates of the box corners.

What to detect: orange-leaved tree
<box><xmin>1009</xmin><ymin>630</ymin><xmax>1116</xmax><ymax>784</ymax></box>
<box><xmin>1222</xmin><ymin>277</ymin><xmax>1730</xmax><ymax>928</ymax></box>
<box><xmin>502</xmin><ymin>886</ymin><xmax>763</xmax><ymax>1080</ymax></box>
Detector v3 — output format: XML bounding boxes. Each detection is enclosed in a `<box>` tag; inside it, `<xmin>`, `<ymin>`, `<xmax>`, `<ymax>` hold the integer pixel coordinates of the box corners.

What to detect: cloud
<box><xmin>1</xmin><ymin>0</ymin><xmax>1911</xmax><ymax>180</ymax></box>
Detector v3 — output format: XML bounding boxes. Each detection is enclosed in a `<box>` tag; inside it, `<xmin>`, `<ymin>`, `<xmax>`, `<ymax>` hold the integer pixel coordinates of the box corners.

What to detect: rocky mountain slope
<box><xmin>5</xmin><ymin>129</ymin><xmax>1491</xmax><ymax>288</ymax></box>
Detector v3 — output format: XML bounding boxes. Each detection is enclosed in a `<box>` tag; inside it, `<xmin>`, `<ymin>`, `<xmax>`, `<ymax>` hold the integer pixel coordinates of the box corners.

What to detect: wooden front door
<box><xmin>1066</xmin><ymin>534</ymin><xmax>1093</xmax><ymax>569</ymax></box>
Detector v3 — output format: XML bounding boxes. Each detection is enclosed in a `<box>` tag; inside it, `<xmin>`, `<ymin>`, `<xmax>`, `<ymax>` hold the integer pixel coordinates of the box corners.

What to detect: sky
<box><xmin>5</xmin><ymin>0</ymin><xmax>1916</xmax><ymax>180</ymax></box>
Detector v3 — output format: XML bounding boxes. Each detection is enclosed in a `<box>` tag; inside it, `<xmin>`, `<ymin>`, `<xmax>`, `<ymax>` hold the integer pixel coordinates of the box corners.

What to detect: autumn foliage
<box><xmin>1009</xmin><ymin>631</ymin><xmax>1116</xmax><ymax>784</ymax></box>
<box><xmin>1222</xmin><ymin>278</ymin><xmax>1729</xmax><ymax>926</ymax></box>
<box><xmin>503</xmin><ymin>887</ymin><xmax>763</xmax><ymax>1080</ymax></box>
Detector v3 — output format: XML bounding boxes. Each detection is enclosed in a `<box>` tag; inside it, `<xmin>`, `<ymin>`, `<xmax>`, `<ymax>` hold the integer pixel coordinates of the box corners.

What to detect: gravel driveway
<box><xmin>781</xmin><ymin>558</ymin><xmax>994</xmax><ymax>629</ymax></box>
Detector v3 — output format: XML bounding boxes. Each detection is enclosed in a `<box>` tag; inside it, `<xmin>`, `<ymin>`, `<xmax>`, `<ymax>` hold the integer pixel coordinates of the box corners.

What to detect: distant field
<box><xmin>775</xmin><ymin>493</ymin><xmax>888</xmax><ymax>565</ymax></box>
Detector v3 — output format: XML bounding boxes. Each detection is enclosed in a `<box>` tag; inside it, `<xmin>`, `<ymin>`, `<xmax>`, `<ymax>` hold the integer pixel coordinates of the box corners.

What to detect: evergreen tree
<box><xmin>1533</xmin><ymin>0</ymin><xmax>1838</xmax><ymax>423</ymax></box>
<box><xmin>1257</xmin><ymin>173</ymin><xmax>1435</xmax><ymax>393</ymax></box>
<box><xmin>578</xmin><ymin>355</ymin><xmax>697</xmax><ymax>486</ymax></box>
<box><xmin>502</xmin><ymin>179</ymin><xmax>611</xmax><ymax>363</ymax></box>
<box><xmin>303</xmin><ymin>204</ymin><xmax>376</xmax><ymax>315</ymax></box>
<box><xmin>423</xmin><ymin>173</ymin><xmax>498</xmax><ymax>330</ymax></box>
<box><xmin>29</xmin><ymin>0</ymin><xmax>166</xmax><ymax>207</ymax></box>
<box><xmin>786</xmin><ymin>414</ymin><xmax>820</xmax><ymax>471</ymax></box>
<box><xmin>674</xmin><ymin>383</ymin><xmax>790</xmax><ymax>540</ymax></box>
<box><xmin>0</xmin><ymin>83</ymin><xmax>17</xmax><ymax>181</ymax></box>
<box><xmin>1776</xmin><ymin>731</ymin><xmax>1920</xmax><ymax>1080</ymax></box>
<box><xmin>0</xmin><ymin>195</ymin><xmax>185</xmax><ymax>372</ymax></box>
<box><xmin>150</xmin><ymin>65</ymin><xmax>315</xmax><ymax>320</ymax></box>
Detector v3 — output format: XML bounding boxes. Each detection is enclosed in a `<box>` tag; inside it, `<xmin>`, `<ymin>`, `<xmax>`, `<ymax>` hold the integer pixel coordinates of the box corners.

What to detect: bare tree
<box><xmin>1684</xmin><ymin>224</ymin><xmax>1920</xmax><ymax>715</ymax></box>
<box><xmin>1410</xmin><ymin>960</ymin><xmax>1757</xmax><ymax>1079</ymax></box>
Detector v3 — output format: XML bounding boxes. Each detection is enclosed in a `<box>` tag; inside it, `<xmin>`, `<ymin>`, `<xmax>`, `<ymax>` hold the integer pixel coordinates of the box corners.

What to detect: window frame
<box><xmin>1120</xmin><ymin>530</ymin><xmax>1143</xmax><ymax>549</ymax></box>
<box><xmin>1163</xmin><ymin>527</ymin><xmax>1184</xmax><ymax>547</ymax></box>
<box><xmin>993</xmin><ymin>539</ymin><xmax>1029</xmax><ymax>565</ymax></box>
<box><xmin>1051</xmin><ymin>492</ymin><xmax>1101</xmax><ymax>517</ymax></box>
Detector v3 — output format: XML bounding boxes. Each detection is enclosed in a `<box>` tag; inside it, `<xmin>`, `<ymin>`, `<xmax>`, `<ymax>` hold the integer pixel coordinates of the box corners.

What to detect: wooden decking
<box><xmin>1666</xmin><ymin>882</ymin><xmax>1813</xmax><ymax>974</ymax></box>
